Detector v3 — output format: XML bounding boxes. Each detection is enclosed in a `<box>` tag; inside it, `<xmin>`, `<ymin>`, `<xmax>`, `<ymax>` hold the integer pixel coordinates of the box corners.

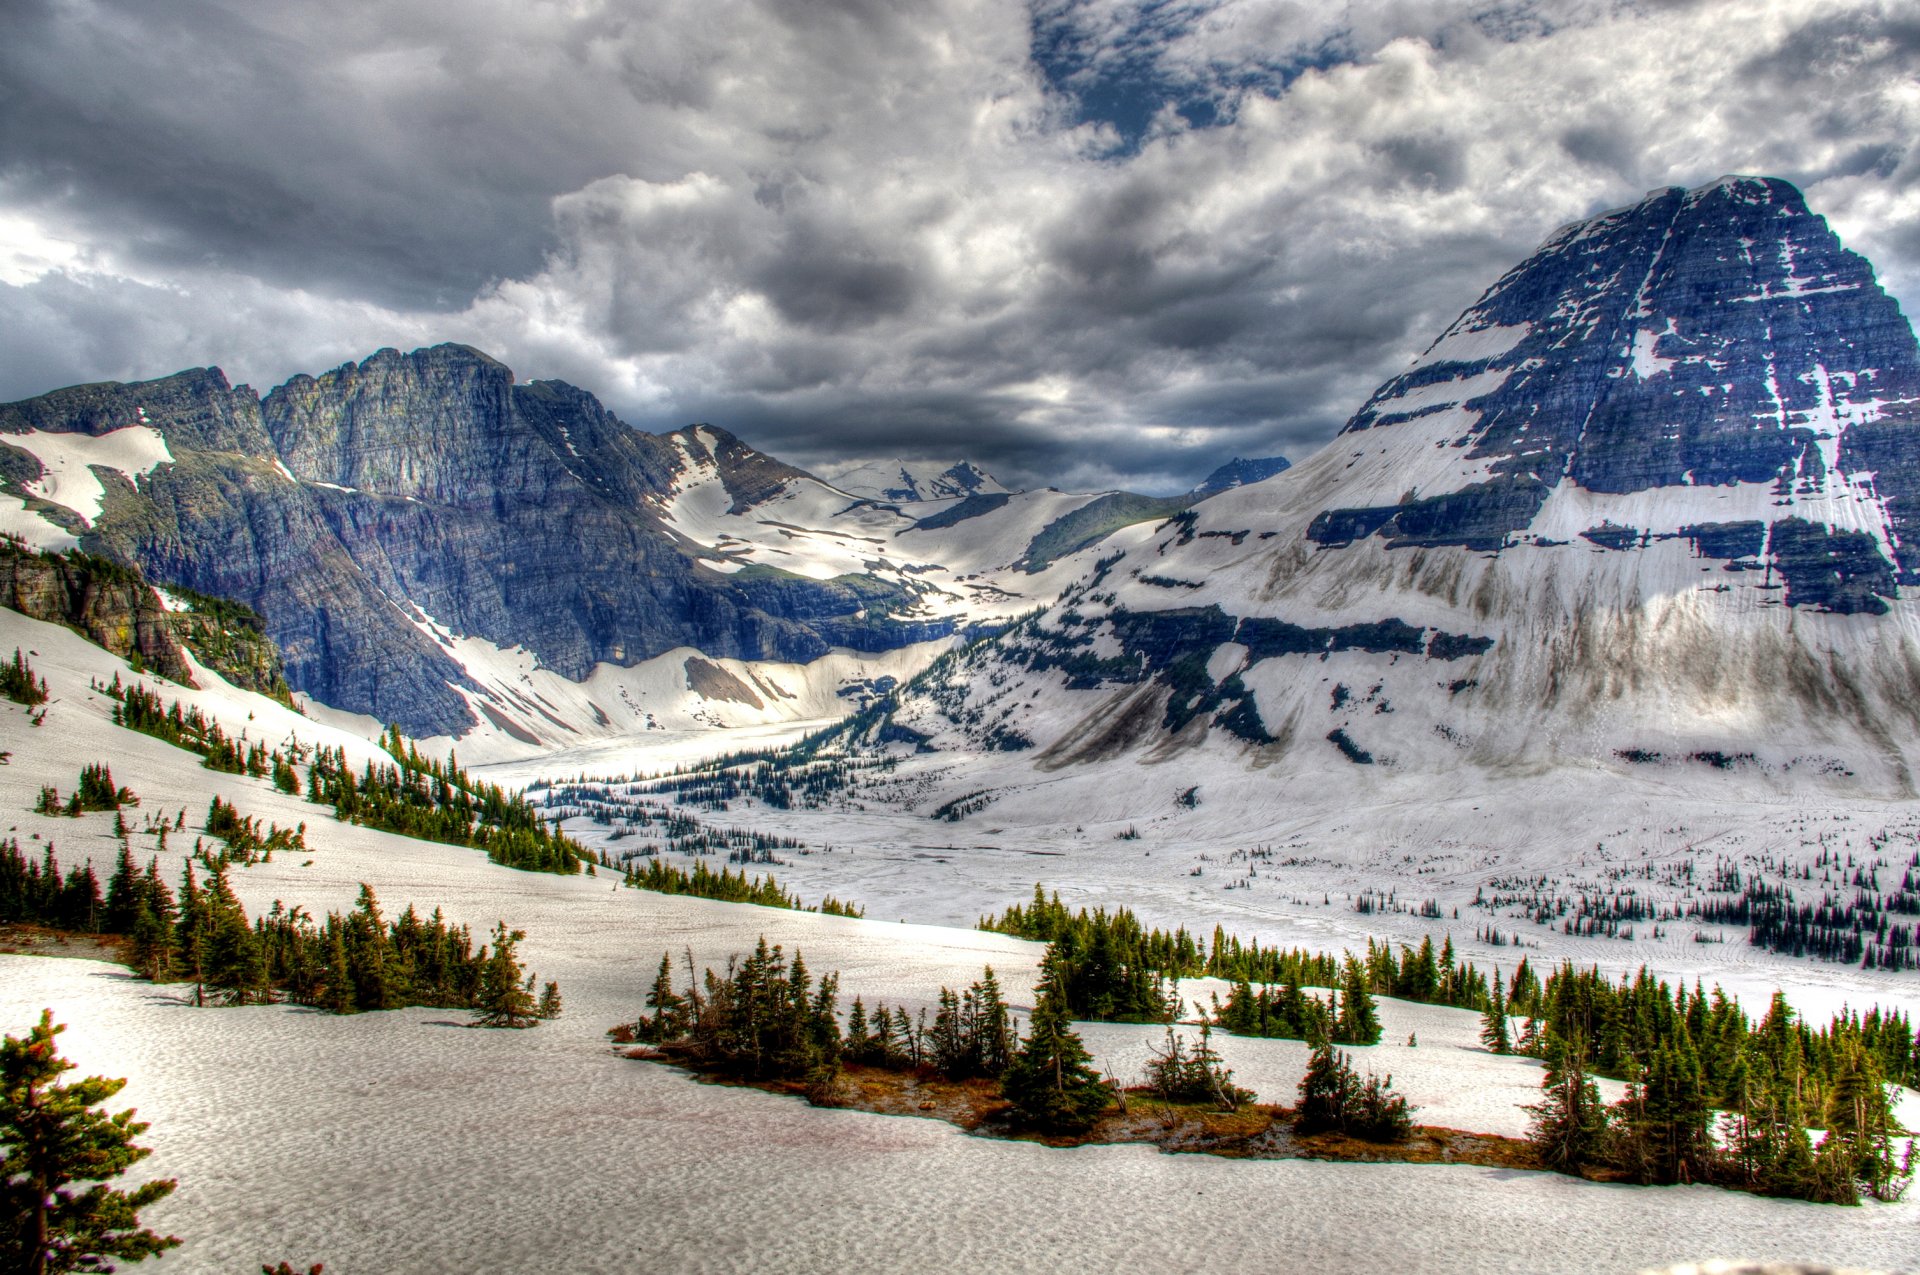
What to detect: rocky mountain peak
<box><xmin>828</xmin><ymin>458</ymin><xmax>1009</xmax><ymax>503</ymax></box>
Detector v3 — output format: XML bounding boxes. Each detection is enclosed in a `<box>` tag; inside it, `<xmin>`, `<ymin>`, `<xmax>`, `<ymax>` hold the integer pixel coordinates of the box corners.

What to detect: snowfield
<box><xmin>2</xmin><ymin>608</ymin><xmax>1919</xmax><ymax>1273</ymax></box>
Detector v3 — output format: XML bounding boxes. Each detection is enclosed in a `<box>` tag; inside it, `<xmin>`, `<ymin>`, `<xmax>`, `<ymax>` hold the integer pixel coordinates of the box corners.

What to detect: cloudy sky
<box><xmin>2</xmin><ymin>0</ymin><xmax>1917</xmax><ymax>491</ymax></box>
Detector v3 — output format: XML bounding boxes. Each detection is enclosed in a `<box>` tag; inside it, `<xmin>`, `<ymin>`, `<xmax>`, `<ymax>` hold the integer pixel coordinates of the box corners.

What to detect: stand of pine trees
<box><xmin>2</xmin><ymin>838</ymin><xmax>558</xmax><ymax>1024</ymax></box>
<box><xmin>103</xmin><ymin>678</ymin><xmax>583</xmax><ymax>876</ymax></box>
<box><xmin>306</xmin><ymin>728</ymin><xmax>581</xmax><ymax>873</ymax></box>
<box><xmin>632</xmin><ymin>946</ymin><xmax>1117</xmax><ymax>1133</ymax></box>
<box><xmin>1515</xmin><ymin>968</ymin><xmax>1916</xmax><ymax>1203</ymax></box>
<box><xmin>983</xmin><ymin>887</ymin><xmax>1508</xmax><ymax>1029</ymax></box>
<box><xmin>1</xmin><ymin>648</ymin><xmax>48</xmax><ymax>706</ymax></box>
<box><xmin>1294</xmin><ymin>1042</ymin><xmax>1414</xmax><ymax>1142</ymax></box>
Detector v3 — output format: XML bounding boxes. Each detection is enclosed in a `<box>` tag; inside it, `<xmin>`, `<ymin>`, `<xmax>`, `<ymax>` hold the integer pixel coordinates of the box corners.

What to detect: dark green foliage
<box><xmin>1523</xmin><ymin>1030</ymin><xmax>1608</xmax><ymax>1174</ymax></box>
<box><xmin>1518</xmin><ymin>981</ymin><xmax>1915</xmax><ymax>1204</ymax></box>
<box><xmin>106</xmin><ymin>678</ymin><xmax>583</xmax><ymax>876</ymax></box>
<box><xmin>106</xmin><ymin>679</ymin><xmax>260</xmax><ymax>776</ymax></box>
<box><xmin>927</xmin><ymin>968</ymin><xmax>1015</xmax><ymax>1080</ymax></box>
<box><xmin>1610</xmin><ymin>1040</ymin><xmax>1714</xmax><ymax>1186</ymax></box>
<box><xmin>623</xmin><ymin>859</ymin><xmax>803</xmax><ymax>910</ymax></box>
<box><xmin>642</xmin><ymin>939</ymin><xmax>842</xmax><ymax>1083</ymax></box>
<box><xmin>0</xmin><ymin>649</ymin><xmax>48</xmax><ymax>707</ymax></box>
<box><xmin>1512</xmin><ymin>964</ymin><xmax>1918</xmax><ymax>1105</ymax></box>
<box><xmin>31</xmin><ymin>768</ymin><xmax>133</xmax><ymax>820</ymax></box>
<box><xmin>201</xmin><ymin>797</ymin><xmax>304</xmax><ymax>866</ymax></box>
<box><xmin>1335</xmin><ymin>958</ymin><xmax>1381</xmax><ymax>1045</ymax></box>
<box><xmin>472</xmin><ymin>924</ymin><xmax>540</xmax><ymax>1029</ymax></box>
<box><xmin>1143</xmin><ymin>1024</ymin><xmax>1251</xmax><ymax>1109</ymax></box>
<box><xmin>307</xmin><ymin>727</ymin><xmax>582</xmax><ymax>875</ymax></box>
<box><xmin>0</xmin><ymin>1010</ymin><xmax>180</xmax><ymax>1274</ymax></box>
<box><xmin>1480</xmin><ymin>980</ymin><xmax>1511</xmax><ymax>1054</ymax></box>
<box><xmin>1211</xmin><ymin>979</ymin><xmax>1332</xmax><ymax>1043</ymax></box>
<box><xmin>1294</xmin><ymin>1042</ymin><xmax>1413</xmax><ymax>1142</ymax></box>
<box><xmin>1001</xmin><ymin>973</ymin><xmax>1111</xmax><ymax>1133</ymax></box>
<box><xmin>839</xmin><ymin>997</ymin><xmax>921</xmax><ymax>1069</ymax></box>
<box><xmin>0</xmin><ymin>842</ymin><xmax>105</xmax><ymax>933</ymax></box>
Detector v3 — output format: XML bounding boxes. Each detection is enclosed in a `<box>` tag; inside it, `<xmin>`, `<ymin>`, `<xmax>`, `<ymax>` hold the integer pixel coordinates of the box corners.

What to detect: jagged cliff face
<box><xmin>877</xmin><ymin>177</ymin><xmax>1920</xmax><ymax>794</ymax></box>
<box><xmin>0</xmin><ymin>540</ymin><xmax>290</xmax><ymax>698</ymax></box>
<box><xmin>0</xmin><ymin>346</ymin><xmax>944</xmax><ymax>735</ymax></box>
<box><xmin>0</xmin><ymin>345</ymin><xmax>1167</xmax><ymax>742</ymax></box>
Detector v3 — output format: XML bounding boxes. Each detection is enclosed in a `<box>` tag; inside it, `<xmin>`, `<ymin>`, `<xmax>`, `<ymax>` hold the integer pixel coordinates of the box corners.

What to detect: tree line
<box><xmin>1</xmin><ymin>837</ymin><xmax>558</xmax><ymax>1026</ymax></box>
<box><xmin>104</xmin><ymin>678</ymin><xmax>584</xmax><ymax>875</ymax></box>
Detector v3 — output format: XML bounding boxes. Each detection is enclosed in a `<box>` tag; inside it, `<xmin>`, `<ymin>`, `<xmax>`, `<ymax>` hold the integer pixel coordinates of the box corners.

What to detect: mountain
<box><xmin>826</xmin><ymin>458</ymin><xmax>1008</xmax><ymax>503</ymax></box>
<box><xmin>0</xmin><ymin>347</ymin><xmax>1195</xmax><ymax>753</ymax></box>
<box><xmin>1193</xmin><ymin>456</ymin><xmax>1290</xmax><ymax>495</ymax></box>
<box><xmin>859</xmin><ymin>176</ymin><xmax>1920</xmax><ymax>795</ymax></box>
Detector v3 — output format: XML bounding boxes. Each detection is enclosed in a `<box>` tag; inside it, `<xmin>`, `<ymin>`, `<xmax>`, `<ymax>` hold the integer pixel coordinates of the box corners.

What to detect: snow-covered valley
<box><xmin>4</xmin><ymin>592</ymin><xmax>1919</xmax><ymax>1273</ymax></box>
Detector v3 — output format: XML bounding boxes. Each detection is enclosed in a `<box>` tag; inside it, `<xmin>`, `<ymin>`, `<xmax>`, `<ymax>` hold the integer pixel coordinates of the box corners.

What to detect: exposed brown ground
<box><xmin>0</xmin><ymin>924</ymin><xmax>129</xmax><ymax>964</ymax></box>
<box><xmin>621</xmin><ymin>1047</ymin><xmax>1545</xmax><ymax>1171</ymax></box>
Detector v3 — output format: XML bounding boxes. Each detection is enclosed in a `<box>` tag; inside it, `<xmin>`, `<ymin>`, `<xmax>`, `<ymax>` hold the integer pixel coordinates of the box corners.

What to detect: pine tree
<box><xmin>637</xmin><ymin>953</ymin><xmax>684</xmax><ymax>1041</ymax></box>
<box><xmin>537</xmin><ymin>982</ymin><xmax>563</xmax><ymax>1021</ymax></box>
<box><xmin>1334</xmin><ymin>957</ymin><xmax>1380</xmax><ymax>1045</ymax></box>
<box><xmin>472</xmin><ymin>924</ymin><xmax>540</xmax><ymax>1028</ymax></box>
<box><xmin>1524</xmin><ymin>1030</ymin><xmax>1607</xmax><ymax>1174</ymax></box>
<box><xmin>0</xmin><ymin>1011</ymin><xmax>180</xmax><ymax>1274</ymax></box>
<box><xmin>1479</xmin><ymin>981</ymin><xmax>1511</xmax><ymax>1055</ymax></box>
<box><xmin>1001</xmin><ymin>974</ymin><xmax>1110</xmax><ymax>1134</ymax></box>
<box><xmin>1295</xmin><ymin>1042</ymin><xmax>1359</xmax><ymax>1134</ymax></box>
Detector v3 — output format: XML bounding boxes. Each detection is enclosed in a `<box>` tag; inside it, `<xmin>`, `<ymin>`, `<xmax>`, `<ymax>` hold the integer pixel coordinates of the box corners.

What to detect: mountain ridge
<box><xmin>847</xmin><ymin>175</ymin><xmax>1920</xmax><ymax>795</ymax></box>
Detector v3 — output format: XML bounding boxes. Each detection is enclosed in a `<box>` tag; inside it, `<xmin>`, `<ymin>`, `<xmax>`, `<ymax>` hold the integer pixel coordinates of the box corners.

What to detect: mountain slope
<box><xmin>869</xmin><ymin>177</ymin><xmax>1920</xmax><ymax>795</ymax></box>
<box><xmin>0</xmin><ymin>347</ymin><xmax>1184</xmax><ymax>750</ymax></box>
<box><xmin>825</xmin><ymin>458</ymin><xmax>1007</xmax><ymax>503</ymax></box>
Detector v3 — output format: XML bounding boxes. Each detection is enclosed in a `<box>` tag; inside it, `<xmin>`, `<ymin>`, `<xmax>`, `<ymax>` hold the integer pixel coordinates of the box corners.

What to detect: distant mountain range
<box><xmin>825</xmin><ymin>458</ymin><xmax>1008</xmax><ymax>503</ymax></box>
<box><xmin>0</xmin><ymin>347</ymin><xmax>1290</xmax><ymax>750</ymax></box>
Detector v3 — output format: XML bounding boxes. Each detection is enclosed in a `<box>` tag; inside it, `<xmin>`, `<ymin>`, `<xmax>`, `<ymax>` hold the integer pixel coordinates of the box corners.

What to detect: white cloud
<box><xmin>1</xmin><ymin>0</ymin><xmax>1915</xmax><ymax>491</ymax></box>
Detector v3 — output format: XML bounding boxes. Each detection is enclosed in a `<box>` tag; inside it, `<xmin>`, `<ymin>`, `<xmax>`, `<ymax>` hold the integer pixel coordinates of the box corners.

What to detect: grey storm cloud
<box><xmin>2</xmin><ymin>0</ymin><xmax>1918</xmax><ymax>493</ymax></box>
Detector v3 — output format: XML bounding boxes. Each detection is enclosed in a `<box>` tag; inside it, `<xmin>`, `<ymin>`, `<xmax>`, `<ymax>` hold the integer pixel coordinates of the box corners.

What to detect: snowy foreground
<box><xmin>3</xmin><ymin>609</ymin><xmax>1920</xmax><ymax>1272</ymax></box>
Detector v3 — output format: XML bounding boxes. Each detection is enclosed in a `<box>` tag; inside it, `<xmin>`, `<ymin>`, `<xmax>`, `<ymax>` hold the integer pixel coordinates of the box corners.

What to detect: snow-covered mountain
<box><xmin>825</xmin><ymin>457</ymin><xmax>1008</xmax><ymax>503</ymax></box>
<box><xmin>0</xmin><ymin>350</ymin><xmax>1205</xmax><ymax>759</ymax></box>
<box><xmin>1193</xmin><ymin>455</ymin><xmax>1290</xmax><ymax>495</ymax></box>
<box><xmin>866</xmin><ymin>176</ymin><xmax>1920</xmax><ymax>796</ymax></box>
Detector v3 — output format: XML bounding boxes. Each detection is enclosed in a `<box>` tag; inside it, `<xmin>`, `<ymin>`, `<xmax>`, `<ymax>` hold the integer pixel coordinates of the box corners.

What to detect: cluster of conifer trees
<box><xmin>2</xmin><ymin>647</ymin><xmax>48</xmax><ymax>706</ymax></box>
<box><xmin>108</xmin><ymin>679</ymin><xmax>280</xmax><ymax>777</ymax></box>
<box><xmin>631</xmin><ymin>943</ymin><xmax>1116</xmax><ymax>1133</ymax></box>
<box><xmin>201</xmin><ymin>795</ymin><xmax>307</xmax><ymax>865</ymax></box>
<box><xmin>0</xmin><ymin>839</ymin><xmax>106</xmax><ymax>932</ymax></box>
<box><xmin>32</xmin><ymin>764</ymin><xmax>135</xmax><ymax>819</ymax></box>
<box><xmin>1</xmin><ymin>833</ymin><xmax>557</xmax><ymax>1025</ymax></box>
<box><xmin>1512</xmin><ymin>961</ymin><xmax>1913</xmax><ymax>1202</ymax></box>
<box><xmin>105</xmin><ymin>679</ymin><xmax>585</xmax><ymax>875</ymax></box>
<box><xmin>616</xmin><ymin>857</ymin><xmax>861</xmax><ymax>916</ymax></box>
<box><xmin>1212</xmin><ymin>959</ymin><xmax>1381</xmax><ymax>1045</ymax></box>
<box><xmin>306</xmin><ymin>727</ymin><xmax>581</xmax><ymax>873</ymax></box>
<box><xmin>1295</xmin><ymin>1043</ymin><xmax>1413</xmax><ymax>1141</ymax></box>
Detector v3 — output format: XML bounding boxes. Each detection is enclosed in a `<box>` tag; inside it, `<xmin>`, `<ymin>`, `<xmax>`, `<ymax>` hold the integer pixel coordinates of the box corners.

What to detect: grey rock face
<box><xmin>2</xmin><ymin>344</ymin><xmax>944</xmax><ymax>737</ymax></box>
<box><xmin>1194</xmin><ymin>456</ymin><xmax>1291</xmax><ymax>495</ymax></box>
<box><xmin>1309</xmin><ymin>177</ymin><xmax>1920</xmax><ymax>598</ymax></box>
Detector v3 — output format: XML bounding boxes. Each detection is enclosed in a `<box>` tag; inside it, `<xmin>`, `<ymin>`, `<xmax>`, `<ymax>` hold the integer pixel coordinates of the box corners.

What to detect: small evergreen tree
<box><xmin>1143</xmin><ymin>1023</ymin><xmax>1252</xmax><ymax>1110</ymax></box>
<box><xmin>537</xmin><ymin>982</ymin><xmax>563</xmax><ymax>1021</ymax></box>
<box><xmin>472</xmin><ymin>924</ymin><xmax>540</xmax><ymax>1028</ymax></box>
<box><xmin>1295</xmin><ymin>1042</ymin><xmax>1359</xmax><ymax>1134</ymax></box>
<box><xmin>1524</xmin><ymin>1030</ymin><xmax>1608</xmax><ymax>1174</ymax></box>
<box><xmin>1333</xmin><ymin>958</ymin><xmax>1380</xmax><ymax>1045</ymax></box>
<box><xmin>0</xmin><ymin>1011</ymin><xmax>180</xmax><ymax>1274</ymax></box>
<box><xmin>1002</xmin><ymin>975</ymin><xmax>1111</xmax><ymax>1134</ymax></box>
<box><xmin>636</xmin><ymin>953</ymin><xmax>685</xmax><ymax>1042</ymax></box>
<box><xmin>1295</xmin><ymin>1042</ymin><xmax>1412</xmax><ymax>1141</ymax></box>
<box><xmin>1479</xmin><ymin>982</ymin><xmax>1511</xmax><ymax>1055</ymax></box>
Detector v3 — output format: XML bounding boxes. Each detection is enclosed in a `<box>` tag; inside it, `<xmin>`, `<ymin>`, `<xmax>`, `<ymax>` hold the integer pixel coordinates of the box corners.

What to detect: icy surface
<box><xmin>2</xmin><ymin>607</ymin><xmax>1917</xmax><ymax>1273</ymax></box>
